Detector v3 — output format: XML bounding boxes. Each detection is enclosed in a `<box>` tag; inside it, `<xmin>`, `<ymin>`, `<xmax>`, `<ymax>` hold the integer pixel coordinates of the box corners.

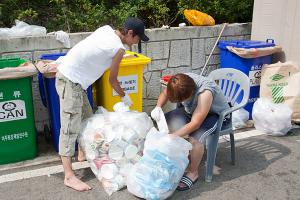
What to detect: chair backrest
<box><xmin>208</xmin><ymin>68</ymin><xmax>250</xmax><ymax>110</ymax></box>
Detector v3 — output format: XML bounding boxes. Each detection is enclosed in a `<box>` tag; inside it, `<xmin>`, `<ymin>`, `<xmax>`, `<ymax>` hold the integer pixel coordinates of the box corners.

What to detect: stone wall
<box><xmin>0</xmin><ymin>23</ymin><xmax>251</xmax><ymax>132</ymax></box>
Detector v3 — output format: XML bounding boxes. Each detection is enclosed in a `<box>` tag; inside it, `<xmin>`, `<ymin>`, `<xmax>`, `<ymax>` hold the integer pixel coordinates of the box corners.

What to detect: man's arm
<box><xmin>173</xmin><ymin>90</ymin><xmax>213</xmax><ymax>137</ymax></box>
<box><xmin>109</xmin><ymin>49</ymin><xmax>126</xmax><ymax>97</ymax></box>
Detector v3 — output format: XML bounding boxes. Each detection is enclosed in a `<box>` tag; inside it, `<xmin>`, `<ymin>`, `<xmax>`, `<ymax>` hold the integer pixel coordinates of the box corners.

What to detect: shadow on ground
<box><xmin>170</xmin><ymin>132</ymin><xmax>295</xmax><ymax>200</ymax></box>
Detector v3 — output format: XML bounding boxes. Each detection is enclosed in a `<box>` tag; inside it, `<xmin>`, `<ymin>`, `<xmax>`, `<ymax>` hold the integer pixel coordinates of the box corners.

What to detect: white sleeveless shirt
<box><xmin>58</xmin><ymin>25</ymin><xmax>125</xmax><ymax>89</ymax></box>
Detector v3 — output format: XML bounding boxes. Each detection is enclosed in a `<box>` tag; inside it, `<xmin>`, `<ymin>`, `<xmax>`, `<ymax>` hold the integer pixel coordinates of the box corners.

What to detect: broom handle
<box><xmin>200</xmin><ymin>23</ymin><xmax>228</xmax><ymax>76</ymax></box>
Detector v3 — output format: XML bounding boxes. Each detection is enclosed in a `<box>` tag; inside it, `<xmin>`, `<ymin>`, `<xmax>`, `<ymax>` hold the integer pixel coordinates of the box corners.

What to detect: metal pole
<box><xmin>200</xmin><ymin>23</ymin><xmax>228</xmax><ymax>76</ymax></box>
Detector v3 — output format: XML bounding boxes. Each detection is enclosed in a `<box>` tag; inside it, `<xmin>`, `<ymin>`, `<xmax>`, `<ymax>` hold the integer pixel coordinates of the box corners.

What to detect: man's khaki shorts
<box><xmin>55</xmin><ymin>71</ymin><xmax>93</xmax><ymax>156</ymax></box>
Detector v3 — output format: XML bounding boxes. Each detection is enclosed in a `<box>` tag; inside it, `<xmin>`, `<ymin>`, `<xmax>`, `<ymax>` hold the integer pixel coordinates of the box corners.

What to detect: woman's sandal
<box><xmin>176</xmin><ymin>175</ymin><xmax>198</xmax><ymax>191</ymax></box>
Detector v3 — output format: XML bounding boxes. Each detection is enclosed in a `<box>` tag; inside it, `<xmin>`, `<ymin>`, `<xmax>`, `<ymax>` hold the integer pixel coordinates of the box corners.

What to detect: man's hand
<box><xmin>121</xmin><ymin>94</ymin><xmax>132</xmax><ymax>107</ymax></box>
<box><xmin>151</xmin><ymin>106</ymin><xmax>163</xmax><ymax>121</ymax></box>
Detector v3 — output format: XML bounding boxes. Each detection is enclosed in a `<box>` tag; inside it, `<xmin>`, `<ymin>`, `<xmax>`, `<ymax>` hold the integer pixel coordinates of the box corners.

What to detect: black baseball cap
<box><xmin>124</xmin><ymin>17</ymin><xmax>149</xmax><ymax>42</ymax></box>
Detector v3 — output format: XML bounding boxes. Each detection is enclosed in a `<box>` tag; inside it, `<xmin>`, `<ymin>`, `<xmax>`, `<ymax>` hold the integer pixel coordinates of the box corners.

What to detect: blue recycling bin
<box><xmin>218</xmin><ymin>39</ymin><xmax>275</xmax><ymax>119</ymax></box>
<box><xmin>38</xmin><ymin>53</ymin><xmax>93</xmax><ymax>152</ymax></box>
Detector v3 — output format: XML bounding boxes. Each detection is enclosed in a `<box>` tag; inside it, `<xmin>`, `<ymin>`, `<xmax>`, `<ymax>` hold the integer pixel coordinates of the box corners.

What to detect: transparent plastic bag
<box><xmin>79</xmin><ymin>107</ymin><xmax>154</xmax><ymax>195</ymax></box>
<box><xmin>127</xmin><ymin>128</ymin><xmax>192</xmax><ymax>200</ymax></box>
<box><xmin>0</xmin><ymin>20</ymin><xmax>46</xmax><ymax>38</ymax></box>
<box><xmin>232</xmin><ymin>108</ymin><xmax>249</xmax><ymax>130</ymax></box>
<box><xmin>252</xmin><ymin>98</ymin><xmax>292</xmax><ymax>136</ymax></box>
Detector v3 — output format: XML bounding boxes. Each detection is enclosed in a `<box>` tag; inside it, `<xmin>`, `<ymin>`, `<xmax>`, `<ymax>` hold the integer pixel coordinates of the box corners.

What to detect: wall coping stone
<box><xmin>0</xmin><ymin>23</ymin><xmax>251</xmax><ymax>53</ymax></box>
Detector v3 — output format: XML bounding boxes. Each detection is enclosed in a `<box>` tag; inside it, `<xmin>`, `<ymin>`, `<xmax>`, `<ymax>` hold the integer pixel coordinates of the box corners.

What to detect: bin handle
<box><xmin>38</xmin><ymin>73</ymin><xmax>47</xmax><ymax>107</ymax></box>
<box><xmin>266</xmin><ymin>39</ymin><xmax>274</xmax><ymax>44</ymax></box>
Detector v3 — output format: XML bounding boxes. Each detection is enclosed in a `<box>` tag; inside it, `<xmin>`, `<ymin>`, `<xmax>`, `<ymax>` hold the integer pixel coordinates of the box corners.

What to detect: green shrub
<box><xmin>0</xmin><ymin>0</ymin><xmax>254</xmax><ymax>32</ymax></box>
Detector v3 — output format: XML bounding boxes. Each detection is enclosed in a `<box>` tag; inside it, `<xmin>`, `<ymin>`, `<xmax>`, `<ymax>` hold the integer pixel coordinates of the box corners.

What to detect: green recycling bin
<box><xmin>0</xmin><ymin>58</ymin><xmax>37</xmax><ymax>164</ymax></box>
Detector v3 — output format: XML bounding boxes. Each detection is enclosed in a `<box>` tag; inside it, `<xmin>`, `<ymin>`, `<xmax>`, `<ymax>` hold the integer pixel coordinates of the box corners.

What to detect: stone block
<box><xmin>146</xmin><ymin>27</ymin><xmax>201</xmax><ymax>41</ymax></box>
<box><xmin>143</xmin><ymin>79</ymin><xmax>147</xmax><ymax>100</ymax></box>
<box><xmin>146</xmin><ymin>71</ymin><xmax>161</xmax><ymax>98</ymax></box>
<box><xmin>192</xmin><ymin>39</ymin><xmax>205</xmax><ymax>69</ymax></box>
<box><xmin>143</xmin><ymin>99</ymin><xmax>158</xmax><ymax>106</ymax></box>
<box><xmin>61</xmin><ymin>49</ymin><xmax>71</xmax><ymax>53</ymax></box>
<box><xmin>146</xmin><ymin>41</ymin><xmax>170</xmax><ymax>60</ymax></box>
<box><xmin>131</xmin><ymin>43</ymin><xmax>146</xmax><ymax>54</ymax></box>
<box><xmin>148</xmin><ymin>59</ymin><xmax>168</xmax><ymax>71</ymax></box>
<box><xmin>69</xmin><ymin>32</ymin><xmax>90</xmax><ymax>47</ymax></box>
<box><xmin>168</xmin><ymin>40</ymin><xmax>191</xmax><ymax>67</ymax></box>
<box><xmin>198</xmin><ymin>26</ymin><xmax>220</xmax><ymax>38</ymax></box>
<box><xmin>226</xmin><ymin>35</ymin><xmax>246</xmax><ymax>41</ymax></box>
<box><xmin>143</xmin><ymin>64</ymin><xmax>149</xmax><ymax>74</ymax></box>
<box><xmin>0</xmin><ymin>36</ymin><xmax>61</xmax><ymax>53</ymax></box>
<box><xmin>142</xmin><ymin>105</ymin><xmax>152</xmax><ymax>115</ymax></box>
<box><xmin>191</xmin><ymin>69</ymin><xmax>201</xmax><ymax>75</ymax></box>
<box><xmin>0</xmin><ymin>33</ymin><xmax>91</xmax><ymax>53</ymax></box>
<box><xmin>31</xmin><ymin>77</ymin><xmax>49</xmax><ymax>132</ymax></box>
<box><xmin>205</xmin><ymin>54</ymin><xmax>220</xmax><ymax>65</ymax></box>
<box><xmin>205</xmin><ymin>37</ymin><xmax>220</xmax><ymax>54</ymax></box>
<box><xmin>244</xmin><ymin>34</ymin><xmax>251</xmax><ymax>40</ymax></box>
<box><xmin>143</xmin><ymin>71</ymin><xmax>152</xmax><ymax>83</ymax></box>
<box><xmin>143</xmin><ymin>98</ymin><xmax>163</xmax><ymax>114</ymax></box>
<box><xmin>1</xmin><ymin>52</ymin><xmax>33</xmax><ymax>61</ymax></box>
<box><xmin>33</xmin><ymin>50</ymin><xmax>61</xmax><ymax>61</ymax></box>
<box><xmin>162</xmin><ymin>66</ymin><xmax>192</xmax><ymax>76</ymax></box>
<box><xmin>199</xmin><ymin>64</ymin><xmax>219</xmax><ymax>76</ymax></box>
<box><xmin>222</xmin><ymin>23</ymin><xmax>252</xmax><ymax>36</ymax></box>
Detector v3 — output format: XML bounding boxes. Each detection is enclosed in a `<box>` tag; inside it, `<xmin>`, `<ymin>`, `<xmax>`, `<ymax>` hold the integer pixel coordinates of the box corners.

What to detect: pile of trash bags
<box><xmin>252</xmin><ymin>98</ymin><xmax>293</xmax><ymax>136</ymax></box>
<box><xmin>80</xmin><ymin>105</ymin><xmax>192</xmax><ymax>199</ymax></box>
<box><xmin>79</xmin><ymin>107</ymin><xmax>154</xmax><ymax>195</ymax></box>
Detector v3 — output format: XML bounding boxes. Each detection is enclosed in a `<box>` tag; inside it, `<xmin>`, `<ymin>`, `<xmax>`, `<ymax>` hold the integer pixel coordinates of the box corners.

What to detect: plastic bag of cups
<box><xmin>79</xmin><ymin>104</ymin><xmax>154</xmax><ymax>195</ymax></box>
<box><xmin>127</xmin><ymin>127</ymin><xmax>192</xmax><ymax>199</ymax></box>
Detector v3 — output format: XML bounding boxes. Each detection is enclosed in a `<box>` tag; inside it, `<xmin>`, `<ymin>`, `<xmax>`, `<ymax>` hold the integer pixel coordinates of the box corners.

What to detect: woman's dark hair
<box><xmin>167</xmin><ymin>73</ymin><xmax>196</xmax><ymax>103</ymax></box>
<box><xmin>118</xmin><ymin>27</ymin><xmax>137</xmax><ymax>37</ymax></box>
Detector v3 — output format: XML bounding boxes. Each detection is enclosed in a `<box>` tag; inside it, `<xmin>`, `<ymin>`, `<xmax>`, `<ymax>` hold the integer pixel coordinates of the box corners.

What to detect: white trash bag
<box><xmin>232</xmin><ymin>108</ymin><xmax>249</xmax><ymax>130</ymax></box>
<box><xmin>0</xmin><ymin>20</ymin><xmax>46</xmax><ymax>38</ymax></box>
<box><xmin>127</xmin><ymin>128</ymin><xmax>192</xmax><ymax>200</ymax></box>
<box><xmin>252</xmin><ymin>98</ymin><xmax>292</xmax><ymax>136</ymax></box>
<box><xmin>79</xmin><ymin>106</ymin><xmax>153</xmax><ymax>195</ymax></box>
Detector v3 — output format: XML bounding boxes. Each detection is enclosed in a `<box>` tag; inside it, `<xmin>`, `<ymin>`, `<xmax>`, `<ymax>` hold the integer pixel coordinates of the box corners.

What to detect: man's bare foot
<box><xmin>64</xmin><ymin>175</ymin><xmax>92</xmax><ymax>191</ymax></box>
<box><xmin>77</xmin><ymin>150</ymin><xmax>86</xmax><ymax>162</ymax></box>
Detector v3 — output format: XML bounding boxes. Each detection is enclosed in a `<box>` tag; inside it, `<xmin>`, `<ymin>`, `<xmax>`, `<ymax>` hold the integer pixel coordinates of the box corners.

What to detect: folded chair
<box><xmin>205</xmin><ymin>68</ymin><xmax>250</xmax><ymax>182</ymax></box>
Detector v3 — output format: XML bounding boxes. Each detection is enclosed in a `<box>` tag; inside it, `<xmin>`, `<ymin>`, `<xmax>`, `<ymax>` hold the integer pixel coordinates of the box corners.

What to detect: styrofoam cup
<box><xmin>108</xmin><ymin>144</ymin><xmax>123</xmax><ymax>160</ymax></box>
<box><xmin>124</xmin><ymin>144</ymin><xmax>138</xmax><ymax>159</ymax></box>
<box><xmin>122</xmin><ymin>129</ymin><xmax>137</xmax><ymax>143</ymax></box>
<box><xmin>101</xmin><ymin>163</ymin><xmax>118</xmax><ymax>179</ymax></box>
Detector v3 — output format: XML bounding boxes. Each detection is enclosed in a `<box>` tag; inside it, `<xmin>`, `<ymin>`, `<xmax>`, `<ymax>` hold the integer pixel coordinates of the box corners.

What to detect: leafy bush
<box><xmin>0</xmin><ymin>0</ymin><xmax>254</xmax><ymax>32</ymax></box>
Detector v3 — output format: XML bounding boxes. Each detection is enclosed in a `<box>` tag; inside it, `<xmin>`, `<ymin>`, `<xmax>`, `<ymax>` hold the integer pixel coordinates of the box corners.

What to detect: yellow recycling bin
<box><xmin>93</xmin><ymin>51</ymin><xmax>151</xmax><ymax>112</ymax></box>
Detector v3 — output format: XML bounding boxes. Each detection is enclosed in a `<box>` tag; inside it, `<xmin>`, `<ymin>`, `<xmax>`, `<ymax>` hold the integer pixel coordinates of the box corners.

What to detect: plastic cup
<box><xmin>124</xmin><ymin>145</ymin><xmax>138</xmax><ymax>159</ymax></box>
<box><xmin>108</xmin><ymin>144</ymin><xmax>124</xmax><ymax>160</ymax></box>
<box><xmin>101</xmin><ymin>163</ymin><xmax>118</xmax><ymax>179</ymax></box>
<box><xmin>103</xmin><ymin>126</ymin><xmax>116</xmax><ymax>142</ymax></box>
<box><xmin>122</xmin><ymin>129</ymin><xmax>137</xmax><ymax>143</ymax></box>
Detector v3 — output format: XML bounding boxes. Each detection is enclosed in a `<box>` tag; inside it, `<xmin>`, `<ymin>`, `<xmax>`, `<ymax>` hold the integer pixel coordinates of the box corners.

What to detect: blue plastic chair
<box><xmin>205</xmin><ymin>68</ymin><xmax>250</xmax><ymax>182</ymax></box>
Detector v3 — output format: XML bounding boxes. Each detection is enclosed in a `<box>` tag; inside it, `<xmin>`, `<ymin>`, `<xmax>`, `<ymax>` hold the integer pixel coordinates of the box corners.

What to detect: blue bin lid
<box><xmin>218</xmin><ymin>39</ymin><xmax>275</xmax><ymax>49</ymax></box>
<box><xmin>40</xmin><ymin>53</ymin><xmax>67</xmax><ymax>60</ymax></box>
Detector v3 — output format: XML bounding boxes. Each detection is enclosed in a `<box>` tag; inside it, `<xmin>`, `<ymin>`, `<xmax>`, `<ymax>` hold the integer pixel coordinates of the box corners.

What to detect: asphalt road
<box><xmin>0</xmin><ymin>128</ymin><xmax>300</xmax><ymax>200</ymax></box>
